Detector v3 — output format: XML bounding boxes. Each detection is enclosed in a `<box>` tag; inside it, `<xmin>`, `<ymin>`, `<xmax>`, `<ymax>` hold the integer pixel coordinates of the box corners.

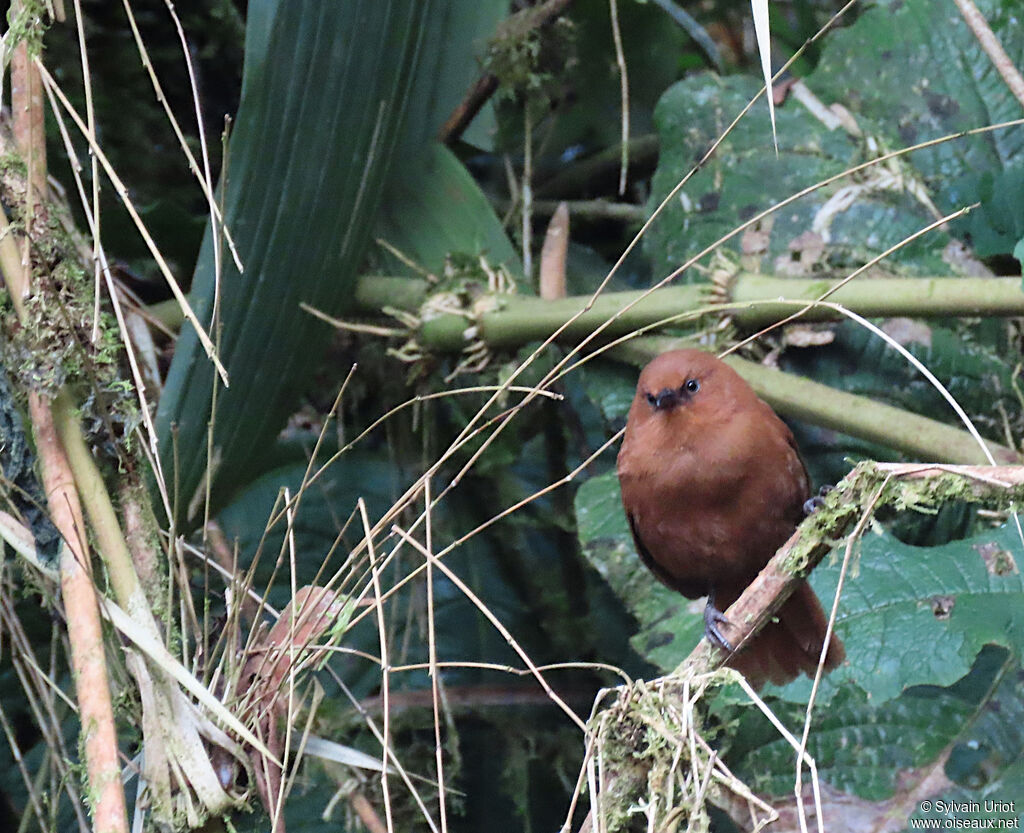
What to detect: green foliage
<box><xmin>5</xmin><ymin>0</ymin><xmax>50</xmax><ymax>56</ymax></box>
<box><xmin>808</xmin><ymin>0</ymin><xmax>1024</xmax><ymax>257</ymax></box>
<box><xmin>646</xmin><ymin>71</ymin><xmax>953</xmax><ymax>279</ymax></box>
<box><xmin>500</xmin><ymin>0</ymin><xmax>701</xmax><ymax>154</ymax></box>
<box><xmin>487</xmin><ymin>12</ymin><xmax>576</xmax><ymax>118</ymax></box>
<box><xmin>156</xmin><ymin>1</ymin><xmax>441</xmax><ymax>528</ymax></box>
<box><xmin>14</xmin><ymin>0</ymin><xmax>1024</xmax><ymax>829</ymax></box>
<box><xmin>374</xmin><ymin>143</ymin><xmax>521</xmax><ymax>279</ymax></box>
<box><xmin>727</xmin><ymin>647</ymin><xmax>1021</xmax><ymax>806</ymax></box>
<box><xmin>777</xmin><ymin>522</ymin><xmax>1024</xmax><ymax>703</ymax></box>
<box><xmin>399</xmin><ymin>1</ymin><xmax>507</xmax><ymax>151</ymax></box>
<box><xmin>646</xmin><ymin>0</ymin><xmax>1024</xmax><ymax>279</ymax></box>
<box><xmin>733</xmin><ymin>682</ymin><xmax>974</xmax><ymax>800</ymax></box>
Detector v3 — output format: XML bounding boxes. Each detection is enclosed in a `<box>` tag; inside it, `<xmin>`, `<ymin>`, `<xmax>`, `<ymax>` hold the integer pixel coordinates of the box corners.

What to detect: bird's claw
<box><xmin>803</xmin><ymin>484</ymin><xmax>834</xmax><ymax>516</ymax></box>
<box><xmin>704</xmin><ymin>598</ymin><xmax>733</xmax><ymax>652</ymax></box>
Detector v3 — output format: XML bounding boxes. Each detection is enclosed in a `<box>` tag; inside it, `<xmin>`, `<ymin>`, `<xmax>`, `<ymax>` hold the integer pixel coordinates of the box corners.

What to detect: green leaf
<box><xmin>399</xmin><ymin>1</ymin><xmax>506</xmax><ymax>149</ymax></box>
<box><xmin>372</xmin><ymin>3</ymin><xmax>514</xmax><ymax>279</ymax></box>
<box><xmin>646</xmin><ymin>73</ymin><xmax>953</xmax><ymax>280</ymax></box>
<box><xmin>156</xmin><ymin>1</ymin><xmax>474</xmax><ymax>528</ymax></box>
<box><xmin>374</xmin><ymin>143</ymin><xmax>520</xmax><ymax>278</ymax></box>
<box><xmin>934</xmin><ymin>653</ymin><xmax>1024</xmax><ymax>818</ymax></box>
<box><xmin>646</xmin><ymin>0</ymin><xmax>1024</xmax><ymax>275</ymax></box>
<box><xmin>807</xmin><ymin>0</ymin><xmax>1024</xmax><ymax>257</ymax></box>
<box><xmin>507</xmin><ymin>0</ymin><xmax>697</xmax><ymax>157</ymax></box>
<box><xmin>774</xmin><ymin>521</ymin><xmax>1024</xmax><ymax>704</ymax></box>
<box><xmin>730</xmin><ymin>683</ymin><xmax>974</xmax><ymax>800</ymax></box>
<box><xmin>726</xmin><ymin>649</ymin><xmax>1015</xmax><ymax>804</ymax></box>
<box><xmin>577</xmin><ymin>362</ymin><xmax>637</xmax><ymax>424</ymax></box>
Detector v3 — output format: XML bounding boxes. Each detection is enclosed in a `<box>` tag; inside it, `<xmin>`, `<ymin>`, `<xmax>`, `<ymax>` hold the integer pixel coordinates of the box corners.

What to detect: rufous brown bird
<box><xmin>616</xmin><ymin>349</ymin><xmax>844</xmax><ymax>686</ymax></box>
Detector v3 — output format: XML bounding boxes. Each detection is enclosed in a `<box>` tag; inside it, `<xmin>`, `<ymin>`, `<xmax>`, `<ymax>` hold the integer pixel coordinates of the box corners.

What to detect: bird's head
<box><xmin>633</xmin><ymin>349</ymin><xmax>722</xmax><ymax>416</ymax></box>
<box><xmin>622</xmin><ymin>349</ymin><xmax>766</xmax><ymax>450</ymax></box>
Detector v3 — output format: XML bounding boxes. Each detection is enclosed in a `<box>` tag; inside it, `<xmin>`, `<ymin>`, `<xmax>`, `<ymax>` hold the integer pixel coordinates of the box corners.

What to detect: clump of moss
<box><xmin>486</xmin><ymin>12</ymin><xmax>576</xmax><ymax>114</ymax></box>
<box><xmin>0</xmin><ymin>189</ymin><xmax>140</xmax><ymax>467</ymax></box>
<box><xmin>588</xmin><ymin>672</ymin><xmax>747</xmax><ymax>832</ymax></box>
<box><xmin>5</xmin><ymin>0</ymin><xmax>51</xmax><ymax>58</ymax></box>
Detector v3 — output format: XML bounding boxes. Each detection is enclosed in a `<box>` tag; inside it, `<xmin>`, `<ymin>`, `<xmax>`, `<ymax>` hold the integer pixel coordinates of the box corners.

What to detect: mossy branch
<box><xmin>1</xmin><ymin>27</ymin><xmax>128</xmax><ymax>829</ymax></box>
<box><xmin>0</xmin><ymin>40</ymin><xmax>249</xmax><ymax>828</ymax></box>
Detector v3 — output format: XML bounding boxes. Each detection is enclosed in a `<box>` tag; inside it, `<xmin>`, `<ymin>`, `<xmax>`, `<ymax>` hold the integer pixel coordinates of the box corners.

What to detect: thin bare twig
<box><xmin>361</xmin><ymin>499</ymin><xmax>396</xmax><ymax>833</ymax></box>
<box><xmin>608</xmin><ymin>0</ymin><xmax>629</xmax><ymax>195</ymax></box>
<box><xmin>952</xmin><ymin>0</ymin><xmax>1024</xmax><ymax>109</ymax></box>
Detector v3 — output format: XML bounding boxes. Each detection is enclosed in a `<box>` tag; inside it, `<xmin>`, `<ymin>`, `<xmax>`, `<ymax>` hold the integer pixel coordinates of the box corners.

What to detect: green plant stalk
<box><xmin>152</xmin><ymin>273</ymin><xmax>1024</xmax><ymax>339</ymax></box>
<box><xmin>52</xmin><ymin>390</ymin><xmax>158</xmax><ymax>623</ymax></box>
<box><xmin>353</xmin><ymin>276</ymin><xmax>431</xmax><ymax>316</ymax></box>
<box><xmin>423</xmin><ymin>283</ymin><xmax>709</xmax><ymax>349</ymax></box>
<box><xmin>726</xmin><ymin>274</ymin><xmax>1024</xmax><ymax>325</ymax></box>
<box><xmin>349</xmin><ymin>274</ymin><xmax>1022</xmax><ymax>464</ymax></box>
<box><xmin>613</xmin><ymin>336</ymin><xmax>1019</xmax><ymax>465</ymax></box>
<box><xmin>352</xmin><ymin>273</ymin><xmax>1024</xmax><ymax>351</ymax></box>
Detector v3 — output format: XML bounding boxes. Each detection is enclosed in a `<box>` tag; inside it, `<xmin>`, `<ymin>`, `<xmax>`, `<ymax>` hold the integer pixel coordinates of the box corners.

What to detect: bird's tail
<box><xmin>726</xmin><ymin>581</ymin><xmax>845</xmax><ymax>688</ymax></box>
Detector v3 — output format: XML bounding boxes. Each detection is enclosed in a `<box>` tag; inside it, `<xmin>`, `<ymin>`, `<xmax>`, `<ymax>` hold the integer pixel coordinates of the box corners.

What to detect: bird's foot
<box><xmin>803</xmin><ymin>484</ymin><xmax>834</xmax><ymax>516</ymax></box>
<box><xmin>704</xmin><ymin>597</ymin><xmax>733</xmax><ymax>652</ymax></box>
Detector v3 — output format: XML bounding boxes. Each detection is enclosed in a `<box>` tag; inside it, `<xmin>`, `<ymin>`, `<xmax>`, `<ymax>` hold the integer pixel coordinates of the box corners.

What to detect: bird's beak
<box><xmin>653</xmin><ymin>388</ymin><xmax>678</xmax><ymax>410</ymax></box>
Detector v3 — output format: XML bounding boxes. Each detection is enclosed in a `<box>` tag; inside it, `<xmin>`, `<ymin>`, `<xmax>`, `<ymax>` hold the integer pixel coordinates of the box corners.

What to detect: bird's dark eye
<box><xmin>645</xmin><ymin>392</ymin><xmax>658</xmax><ymax>406</ymax></box>
<box><xmin>683</xmin><ymin>379</ymin><xmax>700</xmax><ymax>394</ymax></box>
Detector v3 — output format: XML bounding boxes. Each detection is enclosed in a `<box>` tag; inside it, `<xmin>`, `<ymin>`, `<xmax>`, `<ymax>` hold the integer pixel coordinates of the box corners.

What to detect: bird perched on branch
<box><xmin>616</xmin><ymin>349</ymin><xmax>844</xmax><ymax>686</ymax></box>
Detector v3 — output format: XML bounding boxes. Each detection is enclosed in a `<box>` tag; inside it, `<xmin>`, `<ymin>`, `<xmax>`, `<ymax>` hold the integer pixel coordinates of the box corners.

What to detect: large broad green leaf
<box><xmin>724</xmin><ymin>647</ymin><xmax>1022</xmax><ymax>806</ymax></box>
<box><xmin>399</xmin><ymin>1</ymin><xmax>506</xmax><ymax>151</ymax></box>
<box><xmin>645</xmin><ymin>73</ymin><xmax>954</xmax><ymax>280</ymax></box>
<box><xmin>368</xmin><ymin>5</ymin><xmax>516</xmax><ymax>281</ymax></box>
<box><xmin>645</xmin><ymin>0</ymin><xmax>1024</xmax><ymax>278</ymax></box>
<box><xmin>575</xmin><ymin>471</ymin><xmax>1024</xmax><ymax>704</ymax></box>
<box><xmin>774</xmin><ymin>521</ymin><xmax>1024</xmax><ymax>704</ymax></box>
<box><xmin>374</xmin><ymin>142</ymin><xmax>521</xmax><ymax>278</ymax></box>
<box><xmin>156</xmin><ymin>1</ymin><xmax>512</xmax><ymax>528</ymax></box>
<box><xmin>731</xmin><ymin>680</ymin><xmax>975</xmax><ymax>800</ymax></box>
<box><xmin>808</xmin><ymin>0</ymin><xmax>1024</xmax><ymax>257</ymax></box>
<box><xmin>370</xmin><ymin>2</ymin><xmax>513</xmax><ymax>278</ymax></box>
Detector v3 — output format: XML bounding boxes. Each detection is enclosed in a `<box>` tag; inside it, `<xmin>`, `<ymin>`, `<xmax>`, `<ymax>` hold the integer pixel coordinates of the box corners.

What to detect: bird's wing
<box><xmin>627</xmin><ymin>512</ymin><xmax>705</xmax><ymax>598</ymax></box>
